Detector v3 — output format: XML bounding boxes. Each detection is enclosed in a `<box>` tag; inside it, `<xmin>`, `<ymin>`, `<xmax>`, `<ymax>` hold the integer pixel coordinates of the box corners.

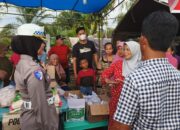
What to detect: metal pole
<box><xmin>46</xmin><ymin>34</ymin><xmax>51</xmax><ymax>52</ymax></box>
<box><xmin>98</xmin><ymin>14</ymin><xmax>101</xmax><ymax>57</ymax></box>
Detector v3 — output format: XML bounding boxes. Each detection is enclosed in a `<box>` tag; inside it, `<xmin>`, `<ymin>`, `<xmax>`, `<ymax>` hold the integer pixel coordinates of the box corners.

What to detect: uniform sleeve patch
<box><xmin>34</xmin><ymin>70</ymin><xmax>43</xmax><ymax>80</ymax></box>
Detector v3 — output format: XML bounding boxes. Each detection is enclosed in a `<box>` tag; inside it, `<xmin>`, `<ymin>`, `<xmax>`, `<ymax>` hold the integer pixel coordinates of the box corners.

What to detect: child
<box><xmin>47</xmin><ymin>54</ymin><xmax>70</xmax><ymax>92</ymax></box>
<box><xmin>77</xmin><ymin>58</ymin><xmax>96</xmax><ymax>95</ymax></box>
<box><xmin>97</xmin><ymin>42</ymin><xmax>114</xmax><ymax>89</ymax></box>
<box><xmin>99</xmin><ymin>42</ymin><xmax>114</xmax><ymax>70</ymax></box>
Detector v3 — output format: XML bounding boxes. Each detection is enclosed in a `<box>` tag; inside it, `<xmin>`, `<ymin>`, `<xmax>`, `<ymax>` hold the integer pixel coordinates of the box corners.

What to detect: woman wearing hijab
<box><xmin>112</xmin><ymin>41</ymin><xmax>124</xmax><ymax>63</ymax></box>
<box><xmin>11</xmin><ymin>24</ymin><xmax>59</xmax><ymax>130</ymax></box>
<box><xmin>101</xmin><ymin>41</ymin><xmax>141</xmax><ymax>130</ymax></box>
<box><xmin>46</xmin><ymin>54</ymin><xmax>70</xmax><ymax>91</ymax></box>
<box><xmin>166</xmin><ymin>46</ymin><xmax>178</xmax><ymax>68</ymax></box>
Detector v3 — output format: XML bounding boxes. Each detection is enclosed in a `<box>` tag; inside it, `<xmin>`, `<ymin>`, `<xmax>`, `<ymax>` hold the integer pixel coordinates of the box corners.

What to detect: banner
<box><xmin>169</xmin><ymin>0</ymin><xmax>180</xmax><ymax>13</ymax></box>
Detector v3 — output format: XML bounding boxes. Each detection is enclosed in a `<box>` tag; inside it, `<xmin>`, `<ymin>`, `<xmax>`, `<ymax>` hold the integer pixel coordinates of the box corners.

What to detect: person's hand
<box><xmin>45</xmin><ymin>64</ymin><xmax>49</xmax><ymax>71</ymax></box>
<box><xmin>115</xmin><ymin>78</ymin><xmax>124</xmax><ymax>85</ymax></box>
<box><xmin>64</xmin><ymin>92</ymin><xmax>69</xmax><ymax>97</ymax></box>
<box><xmin>105</xmin><ymin>78</ymin><xmax>118</xmax><ymax>85</ymax></box>
<box><xmin>74</xmin><ymin>73</ymin><xmax>77</xmax><ymax>80</ymax></box>
<box><xmin>41</xmin><ymin>62</ymin><xmax>46</xmax><ymax>69</ymax></box>
<box><xmin>101</xmin><ymin>88</ymin><xmax>106</xmax><ymax>95</ymax></box>
<box><xmin>96</xmin><ymin>63</ymin><xmax>102</xmax><ymax>70</ymax></box>
<box><xmin>0</xmin><ymin>70</ymin><xmax>7</xmax><ymax>80</ymax></box>
<box><xmin>97</xmin><ymin>70</ymin><xmax>102</xmax><ymax>75</ymax></box>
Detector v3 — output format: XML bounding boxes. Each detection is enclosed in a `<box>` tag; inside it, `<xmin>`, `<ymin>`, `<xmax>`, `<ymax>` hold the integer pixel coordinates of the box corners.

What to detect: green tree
<box><xmin>115</xmin><ymin>0</ymin><xmax>138</xmax><ymax>23</ymax></box>
<box><xmin>45</xmin><ymin>11</ymin><xmax>91</xmax><ymax>37</ymax></box>
<box><xmin>45</xmin><ymin>1</ymin><xmax>116</xmax><ymax>37</ymax></box>
<box><xmin>85</xmin><ymin>0</ymin><xmax>116</xmax><ymax>35</ymax></box>
<box><xmin>0</xmin><ymin>24</ymin><xmax>15</xmax><ymax>45</ymax></box>
<box><xmin>56</xmin><ymin>11</ymin><xmax>84</xmax><ymax>30</ymax></box>
<box><xmin>106</xmin><ymin>27</ymin><xmax>114</xmax><ymax>38</ymax></box>
<box><xmin>15</xmin><ymin>8</ymin><xmax>52</xmax><ymax>25</ymax></box>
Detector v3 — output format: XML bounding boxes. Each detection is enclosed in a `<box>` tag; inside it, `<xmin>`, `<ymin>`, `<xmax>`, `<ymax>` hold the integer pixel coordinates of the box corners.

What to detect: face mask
<box><xmin>79</xmin><ymin>34</ymin><xmax>86</xmax><ymax>41</ymax></box>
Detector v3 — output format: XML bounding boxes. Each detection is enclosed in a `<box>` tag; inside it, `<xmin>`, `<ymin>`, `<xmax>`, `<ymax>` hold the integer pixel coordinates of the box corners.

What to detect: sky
<box><xmin>0</xmin><ymin>0</ymin><xmax>122</xmax><ymax>31</ymax></box>
<box><xmin>106</xmin><ymin>0</ymin><xmax>121</xmax><ymax>28</ymax></box>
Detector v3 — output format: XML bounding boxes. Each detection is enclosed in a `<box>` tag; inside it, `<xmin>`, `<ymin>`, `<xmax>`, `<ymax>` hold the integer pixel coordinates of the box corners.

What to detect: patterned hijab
<box><xmin>122</xmin><ymin>41</ymin><xmax>142</xmax><ymax>77</ymax></box>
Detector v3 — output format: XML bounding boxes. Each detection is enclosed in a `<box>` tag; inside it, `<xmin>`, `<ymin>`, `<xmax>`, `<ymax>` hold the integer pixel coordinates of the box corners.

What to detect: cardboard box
<box><xmin>86</xmin><ymin>103</ymin><xmax>109</xmax><ymax>122</ymax></box>
<box><xmin>47</xmin><ymin>65</ymin><xmax>55</xmax><ymax>79</ymax></box>
<box><xmin>99</xmin><ymin>94</ymin><xmax>110</xmax><ymax>103</ymax></box>
<box><xmin>66</xmin><ymin>90</ymin><xmax>85</xmax><ymax>122</ymax></box>
<box><xmin>2</xmin><ymin>113</ymin><xmax>20</xmax><ymax>130</ymax></box>
<box><xmin>46</xmin><ymin>65</ymin><xmax>58</xmax><ymax>88</ymax></box>
<box><xmin>86</xmin><ymin>95</ymin><xmax>109</xmax><ymax>123</ymax></box>
<box><xmin>66</xmin><ymin>106</ymin><xmax>85</xmax><ymax>122</ymax></box>
<box><xmin>67</xmin><ymin>90</ymin><xmax>82</xmax><ymax>98</ymax></box>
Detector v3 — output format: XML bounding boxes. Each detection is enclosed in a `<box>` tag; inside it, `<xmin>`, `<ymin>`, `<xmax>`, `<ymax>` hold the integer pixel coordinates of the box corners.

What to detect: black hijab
<box><xmin>11</xmin><ymin>36</ymin><xmax>45</xmax><ymax>61</ymax></box>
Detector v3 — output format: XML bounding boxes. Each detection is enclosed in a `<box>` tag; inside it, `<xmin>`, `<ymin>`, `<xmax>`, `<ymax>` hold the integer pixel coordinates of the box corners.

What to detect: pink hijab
<box><xmin>113</xmin><ymin>41</ymin><xmax>124</xmax><ymax>63</ymax></box>
<box><xmin>166</xmin><ymin>52</ymin><xmax>178</xmax><ymax>68</ymax></box>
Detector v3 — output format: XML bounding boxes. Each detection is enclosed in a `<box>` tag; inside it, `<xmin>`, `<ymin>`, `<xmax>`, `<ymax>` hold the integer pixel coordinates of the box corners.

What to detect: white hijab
<box><xmin>122</xmin><ymin>41</ymin><xmax>141</xmax><ymax>77</ymax></box>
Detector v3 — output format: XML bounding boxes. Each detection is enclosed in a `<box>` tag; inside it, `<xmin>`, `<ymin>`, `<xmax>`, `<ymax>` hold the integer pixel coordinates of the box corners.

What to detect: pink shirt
<box><xmin>166</xmin><ymin>52</ymin><xmax>178</xmax><ymax>68</ymax></box>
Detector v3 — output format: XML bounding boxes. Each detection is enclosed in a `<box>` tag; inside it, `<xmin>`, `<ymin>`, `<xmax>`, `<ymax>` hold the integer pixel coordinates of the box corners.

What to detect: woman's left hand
<box><xmin>115</xmin><ymin>78</ymin><xmax>124</xmax><ymax>85</ymax></box>
<box><xmin>105</xmin><ymin>78</ymin><xmax>118</xmax><ymax>85</ymax></box>
<box><xmin>0</xmin><ymin>70</ymin><xmax>7</xmax><ymax>80</ymax></box>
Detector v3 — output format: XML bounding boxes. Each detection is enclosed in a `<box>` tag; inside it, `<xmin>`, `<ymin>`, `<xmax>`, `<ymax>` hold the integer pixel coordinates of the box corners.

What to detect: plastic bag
<box><xmin>0</xmin><ymin>85</ymin><xmax>15</xmax><ymax>107</ymax></box>
<box><xmin>83</xmin><ymin>91</ymin><xmax>101</xmax><ymax>104</ymax></box>
<box><xmin>51</xmin><ymin>88</ymin><xmax>63</xmax><ymax>107</ymax></box>
<box><xmin>9</xmin><ymin>92</ymin><xmax>23</xmax><ymax>113</ymax></box>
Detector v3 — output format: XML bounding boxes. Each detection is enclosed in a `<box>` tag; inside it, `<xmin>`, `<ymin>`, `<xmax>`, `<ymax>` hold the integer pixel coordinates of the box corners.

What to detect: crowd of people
<box><xmin>0</xmin><ymin>11</ymin><xmax>180</xmax><ymax>130</ymax></box>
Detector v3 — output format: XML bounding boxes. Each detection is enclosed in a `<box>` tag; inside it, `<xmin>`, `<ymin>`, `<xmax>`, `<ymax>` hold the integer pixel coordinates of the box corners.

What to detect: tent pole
<box><xmin>98</xmin><ymin>14</ymin><xmax>101</xmax><ymax>57</ymax></box>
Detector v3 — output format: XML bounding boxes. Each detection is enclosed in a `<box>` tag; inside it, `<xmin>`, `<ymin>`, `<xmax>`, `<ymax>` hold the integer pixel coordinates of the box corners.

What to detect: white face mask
<box><xmin>79</xmin><ymin>34</ymin><xmax>86</xmax><ymax>41</ymax></box>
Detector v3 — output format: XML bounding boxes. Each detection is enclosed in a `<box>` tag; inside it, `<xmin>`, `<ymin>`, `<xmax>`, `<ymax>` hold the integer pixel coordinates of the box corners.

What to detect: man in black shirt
<box><xmin>72</xmin><ymin>27</ymin><xmax>99</xmax><ymax>79</ymax></box>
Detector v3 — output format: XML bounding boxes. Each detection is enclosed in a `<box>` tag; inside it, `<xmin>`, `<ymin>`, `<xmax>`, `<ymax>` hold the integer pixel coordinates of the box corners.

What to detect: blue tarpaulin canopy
<box><xmin>0</xmin><ymin>0</ymin><xmax>111</xmax><ymax>13</ymax></box>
